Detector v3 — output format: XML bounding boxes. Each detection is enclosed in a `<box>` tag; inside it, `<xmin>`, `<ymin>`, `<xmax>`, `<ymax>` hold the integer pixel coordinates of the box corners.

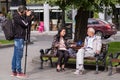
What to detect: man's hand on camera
<box><xmin>26</xmin><ymin>11</ymin><xmax>31</xmax><ymax>16</ymax></box>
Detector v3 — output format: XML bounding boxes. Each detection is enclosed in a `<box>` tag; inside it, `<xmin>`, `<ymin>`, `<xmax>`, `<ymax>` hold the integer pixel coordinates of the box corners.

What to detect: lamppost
<box><xmin>44</xmin><ymin>1</ymin><xmax>50</xmax><ymax>32</ymax></box>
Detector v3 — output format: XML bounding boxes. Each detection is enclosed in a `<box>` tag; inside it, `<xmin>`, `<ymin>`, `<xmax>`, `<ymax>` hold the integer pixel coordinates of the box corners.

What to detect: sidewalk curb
<box><xmin>0</xmin><ymin>42</ymin><xmax>34</xmax><ymax>49</ymax></box>
<box><xmin>0</xmin><ymin>44</ymin><xmax>14</xmax><ymax>48</ymax></box>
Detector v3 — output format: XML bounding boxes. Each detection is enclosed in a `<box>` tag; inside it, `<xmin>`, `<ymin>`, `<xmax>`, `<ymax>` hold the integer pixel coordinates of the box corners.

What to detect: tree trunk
<box><xmin>62</xmin><ymin>9</ymin><xmax>65</xmax><ymax>27</ymax></box>
<box><xmin>6</xmin><ymin>0</ymin><xmax>8</xmax><ymax>13</ymax></box>
<box><xmin>74</xmin><ymin>7</ymin><xmax>89</xmax><ymax>42</ymax></box>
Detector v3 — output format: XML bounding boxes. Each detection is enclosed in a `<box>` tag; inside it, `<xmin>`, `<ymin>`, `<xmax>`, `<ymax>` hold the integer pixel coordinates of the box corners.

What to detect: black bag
<box><xmin>2</xmin><ymin>18</ymin><xmax>15</xmax><ymax>40</ymax></box>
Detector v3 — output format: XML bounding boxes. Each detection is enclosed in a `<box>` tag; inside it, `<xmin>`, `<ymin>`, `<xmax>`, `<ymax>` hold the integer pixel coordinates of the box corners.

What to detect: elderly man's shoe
<box><xmin>79</xmin><ymin>70</ymin><xmax>85</xmax><ymax>75</ymax></box>
<box><xmin>74</xmin><ymin>70</ymin><xmax>80</xmax><ymax>75</ymax></box>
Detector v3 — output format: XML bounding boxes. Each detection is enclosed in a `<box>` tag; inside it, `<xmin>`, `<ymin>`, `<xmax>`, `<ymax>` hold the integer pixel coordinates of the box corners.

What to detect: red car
<box><xmin>88</xmin><ymin>18</ymin><xmax>117</xmax><ymax>38</ymax></box>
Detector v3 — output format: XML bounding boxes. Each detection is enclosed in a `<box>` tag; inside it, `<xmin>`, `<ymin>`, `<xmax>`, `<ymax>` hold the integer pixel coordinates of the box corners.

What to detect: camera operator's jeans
<box><xmin>12</xmin><ymin>39</ymin><xmax>24</xmax><ymax>73</ymax></box>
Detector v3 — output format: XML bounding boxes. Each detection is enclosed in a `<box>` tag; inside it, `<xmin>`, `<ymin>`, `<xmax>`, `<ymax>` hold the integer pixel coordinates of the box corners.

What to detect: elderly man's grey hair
<box><xmin>88</xmin><ymin>28</ymin><xmax>95</xmax><ymax>33</ymax></box>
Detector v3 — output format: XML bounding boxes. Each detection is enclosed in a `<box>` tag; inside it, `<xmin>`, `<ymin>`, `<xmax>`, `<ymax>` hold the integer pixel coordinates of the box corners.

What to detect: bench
<box><xmin>108</xmin><ymin>52</ymin><xmax>120</xmax><ymax>75</ymax></box>
<box><xmin>40</xmin><ymin>43</ymin><xmax>108</xmax><ymax>74</ymax></box>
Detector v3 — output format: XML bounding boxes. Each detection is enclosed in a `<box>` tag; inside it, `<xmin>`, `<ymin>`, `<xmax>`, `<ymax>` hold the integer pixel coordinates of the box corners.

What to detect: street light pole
<box><xmin>44</xmin><ymin>1</ymin><xmax>50</xmax><ymax>32</ymax></box>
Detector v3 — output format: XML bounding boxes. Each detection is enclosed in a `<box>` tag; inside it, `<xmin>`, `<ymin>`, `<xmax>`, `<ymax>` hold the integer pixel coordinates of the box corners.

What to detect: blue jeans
<box><xmin>12</xmin><ymin>39</ymin><xmax>24</xmax><ymax>73</ymax></box>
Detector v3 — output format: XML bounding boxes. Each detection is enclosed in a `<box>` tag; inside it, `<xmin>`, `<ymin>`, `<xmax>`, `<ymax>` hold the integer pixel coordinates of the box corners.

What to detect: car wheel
<box><xmin>95</xmin><ymin>31</ymin><xmax>103</xmax><ymax>37</ymax></box>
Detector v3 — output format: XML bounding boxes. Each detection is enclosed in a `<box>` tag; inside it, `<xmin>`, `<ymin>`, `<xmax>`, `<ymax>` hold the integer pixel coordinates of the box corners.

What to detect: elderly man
<box><xmin>74</xmin><ymin>28</ymin><xmax>102</xmax><ymax>75</ymax></box>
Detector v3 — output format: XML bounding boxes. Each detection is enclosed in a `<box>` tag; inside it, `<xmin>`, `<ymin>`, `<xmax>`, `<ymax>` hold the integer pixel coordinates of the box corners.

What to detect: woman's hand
<box><xmin>70</xmin><ymin>44</ymin><xmax>76</xmax><ymax>47</ymax></box>
<box><xmin>54</xmin><ymin>42</ymin><xmax>59</xmax><ymax>47</ymax></box>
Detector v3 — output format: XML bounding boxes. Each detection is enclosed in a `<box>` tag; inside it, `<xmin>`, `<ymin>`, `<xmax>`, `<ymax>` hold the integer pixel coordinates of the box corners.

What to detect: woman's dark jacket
<box><xmin>51</xmin><ymin>35</ymin><xmax>69</xmax><ymax>55</ymax></box>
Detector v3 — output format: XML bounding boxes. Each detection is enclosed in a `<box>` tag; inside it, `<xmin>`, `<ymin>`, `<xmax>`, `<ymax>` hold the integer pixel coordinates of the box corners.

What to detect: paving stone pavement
<box><xmin>1</xmin><ymin>41</ymin><xmax>120</xmax><ymax>80</ymax></box>
<box><xmin>0</xmin><ymin>31</ymin><xmax>120</xmax><ymax>80</ymax></box>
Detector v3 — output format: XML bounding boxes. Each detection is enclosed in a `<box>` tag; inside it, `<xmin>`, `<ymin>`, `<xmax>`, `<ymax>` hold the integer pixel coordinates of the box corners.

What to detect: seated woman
<box><xmin>52</xmin><ymin>27</ymin><xmax>69</xmax><ymax>72</ymax></box>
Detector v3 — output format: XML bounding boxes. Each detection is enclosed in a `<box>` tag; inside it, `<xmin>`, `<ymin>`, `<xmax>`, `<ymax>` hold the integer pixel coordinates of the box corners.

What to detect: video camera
<box><xmin>27</xmin><ymin>9</ymin><xmax>34</xmax><ymax>16</ymax></box>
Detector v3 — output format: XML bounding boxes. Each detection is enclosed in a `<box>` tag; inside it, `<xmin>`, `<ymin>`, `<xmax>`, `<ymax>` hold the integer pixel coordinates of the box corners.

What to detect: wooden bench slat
<box><xmin>42</xmin><ymin>55</ymin><xmax>96</xmax><ymax>60</ymax></box>
<box><xmin>42</xmin><ymin>54</ymin><xmax>55</xmax><ymax>57</ymax></box>
<box><xmin>111</xmin><ymin>59</ymin><xmax>120</xmax><ymax>62</ymax></box>
<box><xmin>84</xmin><ymin>57</ymin><xmax>96</xmax><ymax>60</ymax></box>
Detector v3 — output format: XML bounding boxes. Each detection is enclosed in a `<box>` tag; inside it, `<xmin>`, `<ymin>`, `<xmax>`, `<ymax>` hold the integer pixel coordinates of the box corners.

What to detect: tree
<box><xmin>71</xmin><ymin>0</ymin><xmax>118</xmax><ymax>42</ymax></box>
<box><xmin>11</xmin><ymin>0</ymin><xmax>26</xmax><ymax>6</ymax></box>
<box><xmin>26</xmin><ymin>0</ymin><xmax>44</xmax><ymax>4</ymax></box>
<box><xmin>47</xmin><ymin>0</ymin><xmax>118</xmax><ymax>42</ymax></box>
<box><xmin>29</xmin><ymin>0</ymin><xmax>118</xmax><ymax>41</ymax></box>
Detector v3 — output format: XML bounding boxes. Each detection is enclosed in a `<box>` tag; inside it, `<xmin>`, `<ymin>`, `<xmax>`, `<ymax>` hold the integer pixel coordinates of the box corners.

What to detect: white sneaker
<box><xmin>73</xmin><ymin>70</ymin><xmax>79</xmax><ymax>75</ymax></box>
<box><xmin>79</xmin><ymin>70</ymin><xmax>85</xmax><ymax>75</ymax></box>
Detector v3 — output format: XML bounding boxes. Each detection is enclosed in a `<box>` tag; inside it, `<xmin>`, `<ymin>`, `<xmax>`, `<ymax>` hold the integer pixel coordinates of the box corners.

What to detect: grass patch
<box><xmin>108</xmin><ymin>42</ymin><xmax>120</xmax><ymax>54</ymax></box>
<box><xmin>0</xmin><ymin>40</ymin><xmax>14</xmax><ymax>44</ymax></box>
<box><xmin>108</xmin><ymin>42</ymin><xmax>120</xmax><ymax>66</ymax></box>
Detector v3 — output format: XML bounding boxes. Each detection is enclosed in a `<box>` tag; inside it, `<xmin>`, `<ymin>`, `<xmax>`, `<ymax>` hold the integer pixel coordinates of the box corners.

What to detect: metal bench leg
<box><xmin>95</xmin><ymin>56</ymin><xmax>99</xmax><ymax>74</ymax></box>
<box><xmin>40</xmin><ymin>54</ymin><xmax>44</xmax><ymax>69</ymax></box>
<box><xmin>40</xmin><ymin>49</ymin><xmax>44</xmax><ymax>69</ymax></box>
<box><xmin>108</xmin><ymin>57</ymin><xmax>113</xmax><ymax>76</ymax></box>
<box><xmin>104</xmin><ymin>61</ymin><xmax>108</xmax><ymax>72</ymax></box>
<box><xmin>49</xmin><ymin>57</ymin><xmax>53</xmax><ymax>67</ymax></box>
<box><xmin>103</xmin><ymin>58</ymin><xmax>108</xmax><ymax>72</ymax></box>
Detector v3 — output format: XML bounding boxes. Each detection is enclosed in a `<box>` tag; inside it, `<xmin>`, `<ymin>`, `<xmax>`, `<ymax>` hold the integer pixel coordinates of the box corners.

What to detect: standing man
<box><xmin>11</xmin><ymin>5</ymin><xmax>32</xmax><ymax>78</ymax></box>
<box><xmin>74</xmin><ymin>28</ymin><xmax>102</xmax><ymax>75</ymax></box>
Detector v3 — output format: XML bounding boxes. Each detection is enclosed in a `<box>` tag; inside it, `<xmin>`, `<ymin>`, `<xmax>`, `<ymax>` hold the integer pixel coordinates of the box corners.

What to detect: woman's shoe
<box><xmin>56</xmin><ymin>69</ymin><xmax>61</xmax><ymax>72</ymax></box>
<box><xmin>61</xmin><ymin>68</ymin><xmax>65</xmax><ymax>71</ymax></box>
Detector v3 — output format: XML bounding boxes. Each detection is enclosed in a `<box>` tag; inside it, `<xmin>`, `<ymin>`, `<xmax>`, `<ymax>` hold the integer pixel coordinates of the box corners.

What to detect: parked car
<box><xmin>88</xmin><ymin>18</ymin><xmax>117</xmax><ymax>38</ymax></box>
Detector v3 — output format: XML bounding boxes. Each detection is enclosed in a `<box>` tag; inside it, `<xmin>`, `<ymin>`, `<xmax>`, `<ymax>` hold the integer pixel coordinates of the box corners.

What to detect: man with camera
<box><xmin>11</xmin><ymin>5</ymin><xmax>32</xmax><ymax>78</ymax></box>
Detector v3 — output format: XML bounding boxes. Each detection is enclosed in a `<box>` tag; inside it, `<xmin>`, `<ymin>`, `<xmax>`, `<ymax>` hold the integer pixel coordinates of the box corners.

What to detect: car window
<box><xmin>99</xmin><ymin>19</ymin><xmax>109</xmax><ymax>24</ymax></box>
<box><xmin>88</xmin><ymin>21</ymin><xmax>93</xmax><ymax>24</ymax></box>
<box><xmin>88</xmin><ymin>19</ymin><xmax>99</xmax><ymax>24</ymax></box>
<box><xmin>92</xmin><ymin>21</ymin><xmax>99</xmax><ymax>24</ymax></box>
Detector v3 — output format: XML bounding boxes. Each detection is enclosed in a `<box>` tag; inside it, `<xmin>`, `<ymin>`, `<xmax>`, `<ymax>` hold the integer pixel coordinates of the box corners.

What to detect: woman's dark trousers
<box><xmin>57</xmin><ymin>50</ymin><xmax>69</xmax><ymax>65</ymax></box>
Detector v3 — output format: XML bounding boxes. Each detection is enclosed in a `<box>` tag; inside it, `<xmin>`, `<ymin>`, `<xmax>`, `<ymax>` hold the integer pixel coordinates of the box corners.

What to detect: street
<box><xmin>0</xmin><ymin>31</ymin><xmax>120</xmax><ymax>80</ymax></box>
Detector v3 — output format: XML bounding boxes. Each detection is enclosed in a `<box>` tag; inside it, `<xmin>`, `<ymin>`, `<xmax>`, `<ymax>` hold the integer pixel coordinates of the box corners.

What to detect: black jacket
<box><xmin>13</xmin><ymin>12</ymin><xmax>31</xmax><ymax>39</ymax></box>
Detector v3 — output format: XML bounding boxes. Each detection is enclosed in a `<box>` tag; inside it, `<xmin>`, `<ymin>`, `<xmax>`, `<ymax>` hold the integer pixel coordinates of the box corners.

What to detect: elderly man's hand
<box><xmin>70</xmin><ymin>44</ymin><xmax>76</xmax><ymax>47</ymax></box>
<box><xmin>96</xmin><ymin>50</ymin><xmax>100</xmax><ymax>54</ymax></box>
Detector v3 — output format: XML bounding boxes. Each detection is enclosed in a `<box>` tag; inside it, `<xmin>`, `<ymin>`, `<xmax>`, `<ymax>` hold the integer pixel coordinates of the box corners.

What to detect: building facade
<box><xmin>1</xmin><ymin>0</ymin><xmax>120</xmax><ymax>31</ymax></box>
<box><xmin>0</xmin><ymin>0</ymin><xmax>11</xmax><ymax>13</ymax></box>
